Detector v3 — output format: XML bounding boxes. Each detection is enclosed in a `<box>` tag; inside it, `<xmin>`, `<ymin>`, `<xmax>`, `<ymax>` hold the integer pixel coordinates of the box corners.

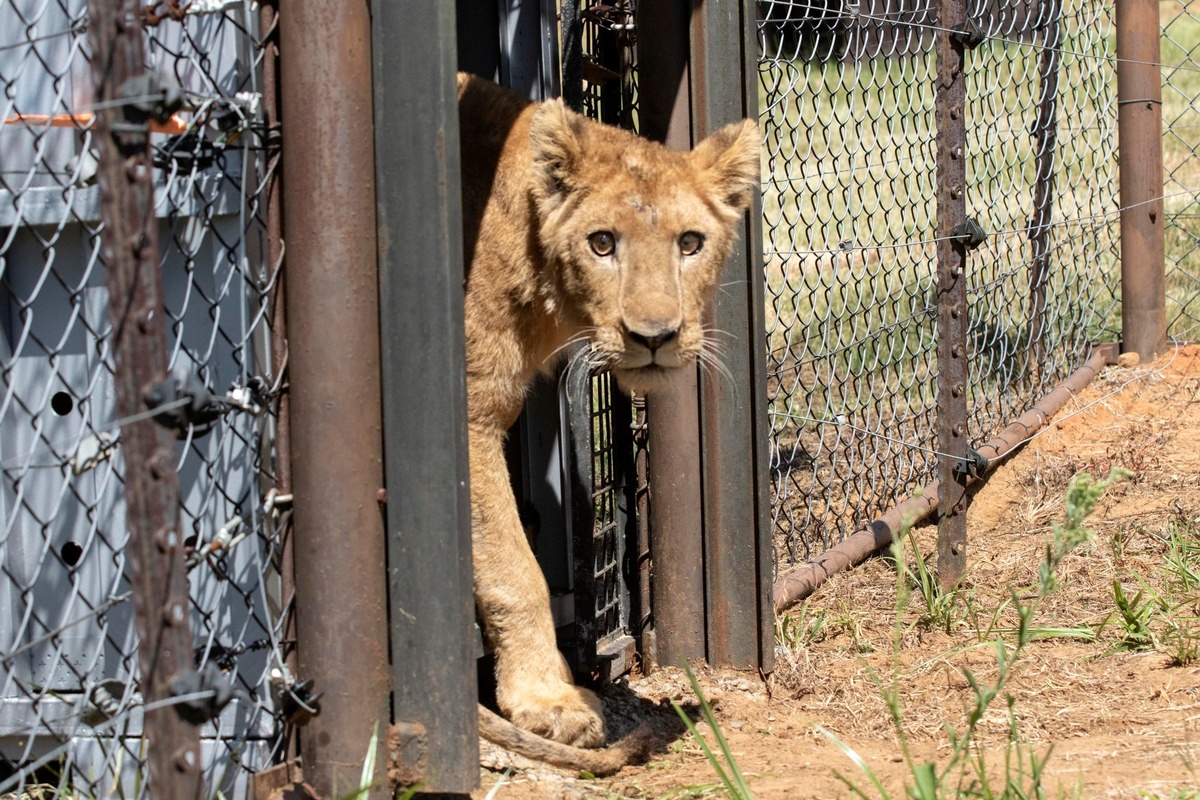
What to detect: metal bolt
<box><xmin>376</xmin><ymin>488</ymin><xmax>388</xmax><ymax>504</ymax></box>
<box><xmin>155</xmin><ymin>528</ymin><xmax>179</xmax><ymax>553</ymax></box>
<box><xmin>951</xmin><ymin>146</ymin><xmax>963</xmax><ymax>160</ymax></box>
<box><xmin>953</xmin><ymin>423</ymin><xmax>965</xmax><ymax>437</ymax></box>
<box><xmin>137</xmin><ymin>308</ymin><xmax>157</xmax><ymax>334</ymax></box>
<box><xmin>174</xmin><ymin>747</ymin><xmax>198</xmax><ymax>773</ymax></box>
<box><xmin>952</xmin><ymin>383</ymin><xmax>964</xmax><ymax>398</ymax></box>
<box><xmin>950</xmin><ymin>305</ymin><xmax>960</xmax><ymax>320</ymax></box>
<box><xmin>148</xmin><ymin>451</ymin><xmax>171</xmax><ymax>481</ymax></box>
<box><xmin>951</xmin><ymin>344</ymin><xmax>963</xmax><ymax>358</ymax></box>
<box><xmin>951</xmin><ymin>541</ymin><xmax>963</xmax><ymax>555</ymax></box>
<box><xmin>951</xmin><ymin>185</ymin><xmax>963</xmax><ymax>199</ymax></box>
<box><xmin>163</xmin><ymin>602</ymin><xmax>186</xmax><ymax>626</ymax></box>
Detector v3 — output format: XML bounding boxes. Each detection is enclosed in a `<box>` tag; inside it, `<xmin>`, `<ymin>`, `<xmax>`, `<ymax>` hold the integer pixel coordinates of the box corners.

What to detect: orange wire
<box><xmin>3</xmin><ymin>112</ymin><xmax>191</xmax><ymax>135</ymax></box>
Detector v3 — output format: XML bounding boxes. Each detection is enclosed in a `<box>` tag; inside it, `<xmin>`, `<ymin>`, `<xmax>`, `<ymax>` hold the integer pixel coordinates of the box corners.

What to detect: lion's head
<box><xmin>528</xmin><ymin>101</ymin><xmax>760</xmax><ymax>395</ymax></box>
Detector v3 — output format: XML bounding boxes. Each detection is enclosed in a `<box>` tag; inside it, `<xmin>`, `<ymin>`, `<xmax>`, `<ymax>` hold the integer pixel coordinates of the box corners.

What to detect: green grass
<box><xmin>673</xmin><ymin>668</ymin><xmax>757</xmax><ymax>800</ymax></box>
<box><xmin>817</xmin><ymin>467</ymin><xmax>1128</xmax><ymax>800</ymax></box>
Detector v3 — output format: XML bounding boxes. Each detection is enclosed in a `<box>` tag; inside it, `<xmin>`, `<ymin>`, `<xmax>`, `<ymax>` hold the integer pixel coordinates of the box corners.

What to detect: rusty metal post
<box><xmin>691</xmin><ymin>0</ymin><xmax>775</xmax><ymax>671</ymax></box>
<box><xmin>1027</xmin><ymin>1</ymin><xmax>1060</xmax><ymax>371</ymax></box>
<box><xmin>1117</xmin><ymin>0</ymin><xmax>1167</xmax><ymax>362</ymax></box>
<box><xmin>935</xmin><ymin>0</ymin><xmax>970</xmax><ymax>588</ymax></box>
<box><xmin>278</xmin><ymin>0</ymin><xmax>391</xmax><ymax>795</ymax></box>
<box><xmin>637</xmin><ymin>0</ymin><xmax>707</xmax><ymax>668</ymax></box>
<box><xmin>87</xmin><ymin>1</ymin><xmax>202</xmax><ymax>796</ymax></box>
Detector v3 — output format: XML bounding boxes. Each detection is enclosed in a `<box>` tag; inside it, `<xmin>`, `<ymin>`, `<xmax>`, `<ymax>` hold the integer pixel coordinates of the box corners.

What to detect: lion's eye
<box><xmin>588</xmin><ymin>231</ymin><xmax>616</xmax><ymax>257</ymax></box>
<box><xmin>680</xmin><ymin>232</ymin><xmax>705</xmax><ymax>256</ymax></box>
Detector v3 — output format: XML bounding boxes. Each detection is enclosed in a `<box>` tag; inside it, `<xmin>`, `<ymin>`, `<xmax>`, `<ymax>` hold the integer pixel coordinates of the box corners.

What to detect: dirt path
<box><xmin>476</xmin><ymin>345</ymin><xmax>1200</xmax><ymax>799</ymax></box>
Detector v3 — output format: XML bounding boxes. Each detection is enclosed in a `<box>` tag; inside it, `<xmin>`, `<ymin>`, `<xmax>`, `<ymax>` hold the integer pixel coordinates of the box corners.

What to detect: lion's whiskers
<box><xmin>545</xmin><ymin>328</ymin><xmax>598</xmax><ymax>364</ymax></box>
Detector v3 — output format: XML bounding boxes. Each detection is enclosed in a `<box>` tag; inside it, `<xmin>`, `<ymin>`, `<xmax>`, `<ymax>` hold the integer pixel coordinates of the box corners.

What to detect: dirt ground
<box><xmin>474</xmin><ymin>345</ymin><xmax>1200</xmax><ymax>799</ymax></box>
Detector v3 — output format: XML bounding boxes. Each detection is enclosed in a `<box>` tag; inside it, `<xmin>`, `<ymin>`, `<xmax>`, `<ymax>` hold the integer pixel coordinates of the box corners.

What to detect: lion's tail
<box><xmin>477</xmin><ymin>705</ymin><xmax>655</xmax><ymax>777</ymax></box>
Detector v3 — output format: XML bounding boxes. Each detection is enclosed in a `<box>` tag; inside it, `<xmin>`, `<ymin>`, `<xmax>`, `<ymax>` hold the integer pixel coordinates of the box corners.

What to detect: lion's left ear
<box><xmin>529</xmin><ymin>98</ymin><xmax>588</xmax><ymax>203</ymax></box>
<box><xmin>690</xmin><ymin>119</ymin><xmax>760</xmax><ymax>211</ymax></box>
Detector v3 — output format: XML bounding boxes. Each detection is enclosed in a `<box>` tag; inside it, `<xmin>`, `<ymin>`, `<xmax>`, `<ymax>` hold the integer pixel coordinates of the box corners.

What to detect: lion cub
<box><xmin>458</xmin><ymin>73</ymin><xmax>759</xmax><ymax>748</ymax></box>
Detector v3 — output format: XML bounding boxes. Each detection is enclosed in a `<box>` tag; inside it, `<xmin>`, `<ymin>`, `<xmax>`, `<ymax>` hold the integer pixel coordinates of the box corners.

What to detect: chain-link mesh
<box><xmin>1</xmin><ymin>3</ymin><xmax>288</xmax><ymax>795</ymax></box>
<box><xmin>1162</xmin><ymin>0</ymin><xmax>1200</xmax><ymax>339</ymax></box>
<box><xmin>760</xmin><ymin>0</ymin><xmax>1122</xmax><ymax>567</ymax></box>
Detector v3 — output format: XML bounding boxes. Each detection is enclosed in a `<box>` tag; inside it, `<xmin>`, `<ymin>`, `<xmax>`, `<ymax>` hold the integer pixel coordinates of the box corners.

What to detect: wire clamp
<box><xmin>170</xmin><ymin>662</ymin><xmax>235</xmax><ymax>725</ymax></box>
<box><xmin>280</xmin><ymin>677</ymin><xmax>322</xmax><ymax>726</ymax></box>
<box><xmin>952</xmin><ymin>446</ymin><xmax>989</xmax><ymax>480</ymax></box>
<box><xmin>144</xmin><ymin>372</ymin><xmax>226</xmax><ymax>439</ymax></box>
<box><xmin>115</xmin><ymin>70</ymin><xmax>185</xmax><ymax>131</ymax></box>
<box><xmin>951</xmin><ymin>16</ymin><xmax>984</xmax><ymax>48</ymax></box>
<box><xmin>950</xmin><ymin>218</ymin><xmax>987</xmax><ymax>251</ymax></box>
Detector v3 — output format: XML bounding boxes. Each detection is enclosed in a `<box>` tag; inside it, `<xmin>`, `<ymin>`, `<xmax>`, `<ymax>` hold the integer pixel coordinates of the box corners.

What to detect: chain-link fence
<box><xmin>759</xmin><ymin>0</ymin><xmax>1128</xmax><ymax>567</ymax></box>
<box><xmin>1</xmin><ymin>2</ymin><xmax>288</xmax><ymax>795</ymax></box>
<box><xmin>1162</xmin><ymin>1</ymin><xmax>1200</xmax><ymax>339</ymax></box>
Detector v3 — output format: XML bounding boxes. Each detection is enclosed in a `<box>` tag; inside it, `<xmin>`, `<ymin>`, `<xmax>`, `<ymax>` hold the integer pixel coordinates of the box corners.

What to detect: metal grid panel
<box><xmin>1</xmin><ymin>3</ymin><xmax>287</xmax><ymax>795</ymax></box>
<box><xmin>577</xmin><ymin>0</ymin><xmax>639</xmax><ymax>650</ymax></box>
<box><xmin>759</xmin><ymin>0</ymin><xmax>1121</xmax><ymax>567</ymax></box>
<box><xmin>1162</xmin><ymin>0</ymin><xmax>1200</xmax><ymax>339</ymax></box>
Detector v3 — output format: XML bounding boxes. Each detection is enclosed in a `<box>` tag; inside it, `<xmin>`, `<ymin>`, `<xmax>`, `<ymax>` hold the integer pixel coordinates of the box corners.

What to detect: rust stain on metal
<box><xmin>387</xmin><ymin>721</ymin><xmax>428</xmax><ymax>791</ymax></box>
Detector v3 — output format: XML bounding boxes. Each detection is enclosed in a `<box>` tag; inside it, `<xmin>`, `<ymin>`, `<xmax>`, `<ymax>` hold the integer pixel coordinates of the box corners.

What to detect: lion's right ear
<box><xmin>529</xmin><ymin>99</ymin><xmax>586</xmax><ymax>201</ymax></box>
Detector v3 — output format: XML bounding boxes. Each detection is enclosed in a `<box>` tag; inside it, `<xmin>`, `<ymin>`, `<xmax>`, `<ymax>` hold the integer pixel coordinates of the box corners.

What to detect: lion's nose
<box><xmin>626</xmin><ymin>324</ymin><xmax>680</xmax><ymax>353</ymax></box>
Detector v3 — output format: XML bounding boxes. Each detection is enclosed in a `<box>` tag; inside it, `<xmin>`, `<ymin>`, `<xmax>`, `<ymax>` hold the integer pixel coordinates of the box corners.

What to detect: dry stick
<box><xmin>772</xmin><ymin>344</ymin><xmax>1118</xmax><ymax>614</ymax></box>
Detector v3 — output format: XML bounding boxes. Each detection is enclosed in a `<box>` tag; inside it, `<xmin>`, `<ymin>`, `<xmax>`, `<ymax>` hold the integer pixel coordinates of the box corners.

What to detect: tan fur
<box><xmin>457</xmin><ymin>73</ymin><xmax>758</xmax><ymax>754</ymax></box>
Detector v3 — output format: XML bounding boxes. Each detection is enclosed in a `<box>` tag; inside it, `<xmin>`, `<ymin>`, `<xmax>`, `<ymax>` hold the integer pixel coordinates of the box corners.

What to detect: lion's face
<box><xmin>528</xmin><ymin>103</ymin><xmax>760</xmax><ymax>394</ymax></box>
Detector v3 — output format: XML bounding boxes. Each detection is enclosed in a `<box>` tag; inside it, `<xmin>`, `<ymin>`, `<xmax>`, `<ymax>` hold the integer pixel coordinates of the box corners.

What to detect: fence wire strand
<box><xmin>1</xmin><ymin>0</ymin><xmax>288</xmax><ymax>795</ymax></box>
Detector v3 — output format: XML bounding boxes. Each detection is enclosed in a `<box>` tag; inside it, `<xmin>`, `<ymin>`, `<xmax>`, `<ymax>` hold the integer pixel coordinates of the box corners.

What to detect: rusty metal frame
<box><xmin>638</xmin><ymin>0</ymin><xmax>773</xmax><ymax>673</ymax></box>
<box><xmin>637</xmin><ymin>0</ymin><xmax>707</xmax><ymax>669</ymax></box>
<box><xmin>278</xmin><ymin>0</ymin><xmax>392</xmax><ymax>795</ymax></box>
<box><xmin>692</xmin><ymin>0</ymin><xmax>775</xmax><ymax>672</ymax></box>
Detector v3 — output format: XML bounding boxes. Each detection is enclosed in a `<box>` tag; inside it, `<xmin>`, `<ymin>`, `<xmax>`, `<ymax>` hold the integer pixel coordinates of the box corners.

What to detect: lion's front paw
<box><xmin>503</xmin><ymin>681</ymin><xmax>606</xmax><ymax>748</ymax></box>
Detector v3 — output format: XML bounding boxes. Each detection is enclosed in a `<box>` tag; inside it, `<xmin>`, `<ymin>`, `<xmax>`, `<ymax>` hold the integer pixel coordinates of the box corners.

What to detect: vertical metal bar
<box><xmin>637</xmin><ymin>0</ymin><xmax>707</xmax><ymax>668</ymax></box>
<box><xmin>258</xmin><ymin>0</ymin><xmax>301</xmax><ymax>768</ymax></box>
<box><xmin>278</xmin><ymin>0</ymin><xmax>391</xmax><ymax>795</ymax></box>
<box><xmin>87</xmin><ymin>1</ymin><xmax>202</xmax><ymax>795</ymax></box>
<box><xmin>1116</xmin><ymin>0</ymin><xmax>1167</xmax><ymax>362</ymax></box>
<box><xmin>629</xmin><ymin>396</ymin><xmax>652</xmax><ymax>661</ymax></box>
<box><xmin>372</xmin><ymin>0</ymin><xmax>479</xmax><ymax>793</ymax></box>
<box><xmin>561</xmin><ymin>0</ymin><xmax>584</xmax><ymax>111</ymax></box>
<box><xmin>691</xmin><ymin>0</ymin><xmax>774</xmax><ymax>671</ymax></box>
<box><xmin>935</xmin><ymin>0</ymin><xmax>969</xmax><ymax>588</ymax></box>
<box><xmin>1027</xmin><ymin>1</ymin><xmax>1060</xmax><ymax>372</ymax></box>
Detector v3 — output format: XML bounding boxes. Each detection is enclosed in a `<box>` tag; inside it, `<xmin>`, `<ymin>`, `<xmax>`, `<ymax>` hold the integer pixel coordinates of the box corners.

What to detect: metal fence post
<box><xmin>87</xmin><ymin>1</ymin><xmax>203</xmax><ymax>795</ymax></box>
<box><xmin>371</xmin><ymin>0</ymin><xmax>480</xmax><ymax>793</ymax></box>
<box><xmin>1116</xmin><ymin>0</ymin><xmax>1167</xmax><ymax>361</ymax></box>
<box><xmin>278</xmin><ymin>0</ymin><xmax>392</xmax><ymax>795</ymax></box>
<box><xmin>637</xmin><ymin>0</ymin><xmax>708</xmax><ymax>669</ymax></box>
<box><xmin>691</xmin><ymin>0</ymin><xmax>775</xmax><ymax>671</ymax></box>
<box><xmin>935</xmin><ymin>0</ymin><xmax>970</xmax><ymax>588</ymax></box>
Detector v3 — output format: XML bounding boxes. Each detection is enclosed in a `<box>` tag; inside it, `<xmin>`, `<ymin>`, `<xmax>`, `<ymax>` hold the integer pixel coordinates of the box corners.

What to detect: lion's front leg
<box><xmin>469</xmin><ymin>423</ymin><xmax>606</xmax><ymax>748</ymax></box>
